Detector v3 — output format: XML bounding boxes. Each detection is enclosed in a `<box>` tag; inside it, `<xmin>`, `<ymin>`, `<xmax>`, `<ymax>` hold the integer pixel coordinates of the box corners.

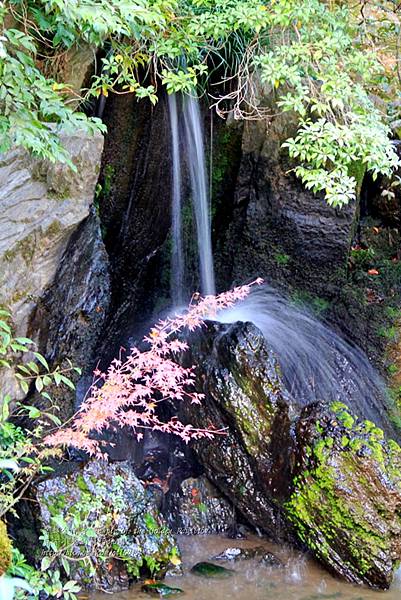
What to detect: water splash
<box><xmin>168</xmin><ymin>94</ymin><xmax>185</xmax><ymax>306</ymax></box>
<box><xmin>217</xmin><ymin>285</ymin><xmax>393</xmax><ymax>434</ymax></box>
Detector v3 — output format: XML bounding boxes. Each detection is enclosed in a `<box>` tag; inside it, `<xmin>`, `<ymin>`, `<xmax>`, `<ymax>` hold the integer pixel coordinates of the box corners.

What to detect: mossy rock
<box><xmin>190</xmin><ymin>562</ymin><xmax>234</xmax><ymax>578</ymax></box>
<box><xmin>36</xmin><ymin>461</ymin><xmax>179</xmax><ymax>593</ymax></box>
<box><xmin>142</xmin><ymin>582</ymin><xmax>184</xmax><ymax>596</ymax></box>
<box><xmin>0</xmin><ymin>521</ymin><xmax>12</xmax><ymax>576</ymax></box>
<box><xmin>285</xmin><ymin>402</ymin><xmax>401</xmax><ymax>589</ymax></box>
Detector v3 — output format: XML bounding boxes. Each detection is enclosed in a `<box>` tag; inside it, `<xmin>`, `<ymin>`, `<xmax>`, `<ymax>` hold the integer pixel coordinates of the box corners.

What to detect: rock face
<box><xmin>97</xmin><ymin>92</ymin><xmax>174</xmax><ymax>361</ymax></box>
<box><xmin>287</xmin><ymin>401</ymin><xmax>401</xmax><ymax>588</ymax></box>
<box><xmin>36</xmin><ymin>461</ymin><xmax>179</xmax><ymax>592</ymax></box>
<box><xmin>31</xmin><ymin>210</ymin><xmax>111</xmax><ymax>419</ymax></box>
<box><xmin>179</xmin><ymin>320</ymin><xmax>294</xmax><ymax>539</ymax></box>
<box><xmin>36</xmin><ymin>210</ymin><xmax>110</xmax><ymax>369</ymax></box>
<box><xmin>179</xmin><ymin>320</ymin><xmax>401</xmax><ymax>589</ymax></box>
<box><xmin>0</xmin><ymin>132</ymin><xmax>104</xmax><ymax>400</ymax></box>
<box><xmin>169</xmin><ymin>476</ymin><xmax>234</xmax><ymax>535</ymax></box>
<box><xmin>215</xmin><ymin>114</ymin><xmax>357</xmax><ymax>298</ymax></box>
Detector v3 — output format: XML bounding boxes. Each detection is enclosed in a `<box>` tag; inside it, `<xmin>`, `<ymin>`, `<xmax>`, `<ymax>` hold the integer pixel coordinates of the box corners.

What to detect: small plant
<box><xmin>378</xmin><ymin>325</ymin><xmax>398</xmax><ymax>341</ymax></box>
<box><xmin>274</xmin><ymin>253</ymin><xmax>291</xmax><ymax>266</ymax></box>
<box><xmin>387</xmin><ymin>364</ymin><xmax>399</xmax><ymax>376</ymax></box>
<box><xmin>0</xmin><ymin>308</ymin><xmax>83</xmax><ymax>599</ymax></box>
<box><xmin>350</xmin><ymin>247</ymin><xmax>376</xmax><ymax>269</ymax></box>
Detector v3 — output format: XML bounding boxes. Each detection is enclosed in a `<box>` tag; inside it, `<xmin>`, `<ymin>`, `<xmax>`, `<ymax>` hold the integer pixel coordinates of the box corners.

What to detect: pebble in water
<box><xmin>190</xmin><ymin>562</ymin><xmax>234</xmax><ymax>578</ymax></box>
<box><xmin>142</xmin><ymin>582</ymin><xmax>184</xmax><ymax>596</ymax></box>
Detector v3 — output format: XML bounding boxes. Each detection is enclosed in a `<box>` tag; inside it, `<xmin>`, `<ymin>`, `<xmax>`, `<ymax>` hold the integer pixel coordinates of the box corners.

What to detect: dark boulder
<box><xmin>286</xmin><ymin>401</ymin><xmax>401</xmax><ymax>589</ymax></box>
<box><xmin>179</xmin><ymin>320</ymin><xmax>294</xmax><ymax>539</ymax></box>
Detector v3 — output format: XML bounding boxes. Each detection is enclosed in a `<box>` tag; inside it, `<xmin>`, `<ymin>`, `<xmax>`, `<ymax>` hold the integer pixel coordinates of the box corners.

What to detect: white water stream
<box><xmin>169</xmin><ymin>94</ymin><xmax>215</xmax><ymax>301</ymax></box>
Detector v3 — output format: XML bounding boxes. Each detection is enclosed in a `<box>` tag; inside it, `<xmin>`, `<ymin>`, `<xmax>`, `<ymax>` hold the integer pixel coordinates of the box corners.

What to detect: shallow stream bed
<box><xmin>91</xmin><ymin>535</ymin><xmax>401</xmax><ymax>600</ymax></box>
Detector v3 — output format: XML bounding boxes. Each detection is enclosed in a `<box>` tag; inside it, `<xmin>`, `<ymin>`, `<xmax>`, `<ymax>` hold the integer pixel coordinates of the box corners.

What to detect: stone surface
<box><xmin>286</xmin><ymin>401</ymin><xmax>401</xmax><ymax>589</ymax></box>
<box><xmin>169</xmin><ymin>476</ymin><xmax>234</xmax><ymax>536</ymax></box>
<box><xmin>215</xmin><ymin>112</ymin><xmax>357</xmax><ymax>298</ymax></box>
<box><xmin>212</xmin><ymin>546</ymin><xmax>281</xmax><ymax>566</ymax></box>
<box><xmin>179</xmin><ymin>320</ymin><xmax>294</xmax><ymax>539</ymax></box>
<box><xmin>36</xmin><ymin>461</ymin><xmax>180</xmax><ymax>592</ymax></box>
<box><xmin>190</xmin><ymin>562</ymin><xmax>234</xmax><ymax>578</ymax></box>
<box><xmin>57</xmin><ymin>44</ymin><xmax>95</xmax><ymax>100</ymax></box>
<box><xmin>0</xmin><ymin>131</ymin><xmax>104</xmax><ymax>400</ymax></box>
<box><xmin>142</xmin><ymin>582</ymin><xmax>184</xmax><ymax>596</ymax></box>
<box><xmin>31</xmin><ymin>210</ymin><xmax>111</xmax><ymax>420</ymax></box>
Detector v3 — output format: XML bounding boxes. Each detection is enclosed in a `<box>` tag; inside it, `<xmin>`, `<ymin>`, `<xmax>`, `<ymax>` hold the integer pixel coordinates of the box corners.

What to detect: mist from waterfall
<box><xmin>216</xmin><ymin>285</ymin><xmax>394</xmax><ymax>435</ymax></box>
<box><xmin>168</xmin><ymin>94</ymin><xmax>215</xmax><ymax>303</ymax></box>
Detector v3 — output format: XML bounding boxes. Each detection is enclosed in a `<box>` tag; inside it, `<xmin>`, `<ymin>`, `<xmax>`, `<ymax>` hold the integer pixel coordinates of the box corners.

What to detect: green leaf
<box><xmin>35</xmin><ymin>377</ymin><xmax>44</xmax><ymax>393</ymax></box>
<box><xmin>33</xmin><ymin>352</ymin><xmax>49</xmax><ymax>371</ymax></box>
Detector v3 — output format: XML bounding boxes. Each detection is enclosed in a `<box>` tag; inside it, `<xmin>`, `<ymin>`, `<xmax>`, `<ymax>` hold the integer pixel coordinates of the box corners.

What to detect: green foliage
<box><xmin>1</xmin><ymin>0</ymin><xmax>400</xmax><ymax>203</ymax></box>
<box><xmin>0</xmin><ymin>11</ymin><xmax>105</xmax><ymax>167</ymax></box>
<box><xmin>254</xmin><ymin>0</ymin><xmax>399</xmax><ymax>206</ymax></box>
<box><xmin>0</xmin><ymin>309</ymin><xmax>82</xmax><ymax>598</ymax></box>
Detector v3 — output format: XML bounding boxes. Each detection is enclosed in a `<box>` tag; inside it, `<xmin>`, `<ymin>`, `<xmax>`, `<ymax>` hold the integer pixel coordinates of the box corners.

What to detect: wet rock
<box><xmin>226</xmin><ymin>523</ymin><xmax>248</xmax><ymax>539</ymax></box>
<box><xmin>169</xmin><ymin>476</ymin><xmax>234</xmax><ymax>535</ymax></box>
<box><xmin>31</xmin><ymin>210</ymin><xmax>111</xmax><ymax>421</ymax></box>
<box><xmin>190</xmin><ymin>562</ymin><xmax>234</xmax><ymax>578</ymax></box>
<box><xmin>142</xmin><ymin>582</ymin><xmax>184</xmax><ymax>596</ymax></box>
<box><xmin>259</xmin><ymin>552</ymin><xmax>283</xmax><ymax>567</ymax></box>
<box><xmin>178</xmin><ymin>320</ymin><xmax>294</xmax><ymax>539</ymax></box>
<box><xmin>35</xmin><ymin>461</ymin><xmax>179</xmax><ymax>592</ymax></box>
<box><xmin>286</xmin><ymin>402</ymin><xmax>401</xmax><ymax>589</ymax></box>
<box><xmin>212</xmin><ymin>546</ymin><xmax>282</xmax><ymax>567</ymax></box>
<box><xmin>215</xmin><ymin>111</ymin><xmax>357</xmax><ymax>301</ymax></box>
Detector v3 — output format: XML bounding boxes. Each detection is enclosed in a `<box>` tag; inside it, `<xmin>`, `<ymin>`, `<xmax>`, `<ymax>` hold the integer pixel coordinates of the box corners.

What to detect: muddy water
<box><xmin>91</xmin><ymin>535</ymin><xmax>401</xmax><ymax>600</ymax></box>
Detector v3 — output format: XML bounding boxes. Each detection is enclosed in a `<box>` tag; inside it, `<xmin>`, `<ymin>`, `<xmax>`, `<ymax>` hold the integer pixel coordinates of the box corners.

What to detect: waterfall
<box><xmin>217</xmin><ymin>285</ymin><xmax>394</xmax><ymax>436</ymax></box>
<box><xmin>168</xmin><ymin>94</ymin><xmax>185</xmax><ymax>306</ymax></box>
<box><xmin>168</xmin><ymin>94</ymin><xmax>216</xmax><ymax>302</ymax></box>
<box><xmin>182</xmin><ymin>96</ymin><xmax>215</xmax><ymax>296</ymax></box>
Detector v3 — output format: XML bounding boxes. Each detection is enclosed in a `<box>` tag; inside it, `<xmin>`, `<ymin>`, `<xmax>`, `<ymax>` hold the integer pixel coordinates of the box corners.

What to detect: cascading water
<box><xmin>217</xmin><ymin>285</ymin><xmax>394</xmax><ymax>436</ymax></box>
<box><xmin>168</xmin><ymin>94</ymin><xmax>392</xmax><ymax>435</ymax></box>
<box><xmin>182</xmin><ymin>96</ymin><xmax>215</xmax><ymax>296</ymax></box>
<box><xmin>168</xmin><ymin>94</ymin><xmax>185</xmax><ymax>306</ymax></box>
<box><xmin>168</xmin><ymin>94</ymin><xmax>215</xmax><ymax>302</ymax></box>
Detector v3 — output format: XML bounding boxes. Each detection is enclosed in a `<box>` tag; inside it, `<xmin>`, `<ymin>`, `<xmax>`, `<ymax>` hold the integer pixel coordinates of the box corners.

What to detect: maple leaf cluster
<box><xmin>45</xmin><ymin>280</ymin><xmax>263</xmax><ymax>457</ymax></box>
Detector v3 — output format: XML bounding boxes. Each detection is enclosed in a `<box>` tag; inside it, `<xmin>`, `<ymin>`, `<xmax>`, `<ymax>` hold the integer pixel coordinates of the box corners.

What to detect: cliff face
<box><xmin>214</xmin><ymin>113</ymin><xmax>357</xmax><ymax>297</ymax></box>
<box><xmin>0</xmin><ymin>131</ymin><xmax>106</xmax><ymax>404</ymax></box>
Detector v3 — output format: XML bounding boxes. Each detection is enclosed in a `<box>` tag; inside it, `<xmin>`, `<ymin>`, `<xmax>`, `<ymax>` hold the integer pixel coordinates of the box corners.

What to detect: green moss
<box><xmin>291</xmin><ymin>290</ymin><xmax>331</xmax><ymax>316</ymax></box>
<box><xmin>75</xmin><ymin>473</ymin><xmax>90</xmax><ymax>493</ymax></box>
<box><xmin>3</xmin><ymin>234</ymin><xmax>36</xmax><ymax>264</ymax></box>
<box><xmin>285</xmin><ymin>406</ymin><xmax>401</xmax><ymax>580</ymax></box>
<box><xmin>274</xmin><ymin>253</ymin><xmax>291</xmax><ymax>266</ymax></box>
<box><xmin>211</xmin><ymin>125</ymin><xmax>241</xmax><ymax>203</ymax></box>
<box><xmin>45</xmin><ymin>220</ymin><xmax>63</xmax><ymax>238</ymax></box>
<box><xmin>0</xmin><ymin>520</ymin><xmax>12</xmax><ymax>576</ymax></box>
<box><xmin>347</xmin><ymin>160</ymin><xmax>366</xmax><ymax>197</ymax></box>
